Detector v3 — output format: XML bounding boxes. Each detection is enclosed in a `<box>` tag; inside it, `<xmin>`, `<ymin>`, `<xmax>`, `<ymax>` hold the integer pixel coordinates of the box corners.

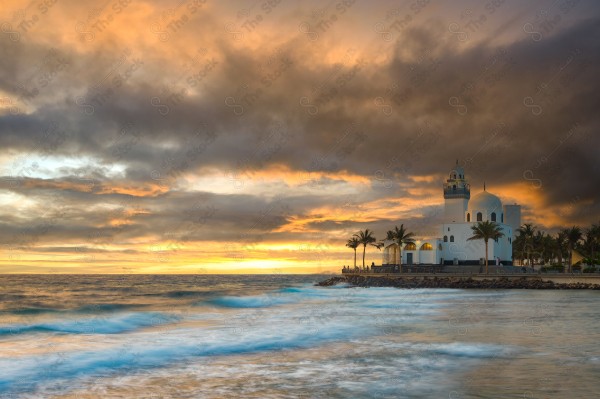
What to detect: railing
<box><xmin>443</xmin><ymin>187</ymin><xmax>470</xmax><ymax>195</ymax></box>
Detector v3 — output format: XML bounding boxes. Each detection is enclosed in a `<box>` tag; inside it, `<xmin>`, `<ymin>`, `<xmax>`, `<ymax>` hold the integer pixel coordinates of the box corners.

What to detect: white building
<box><xmin>382</xmin><ymin>162</ymin><xmax>520</xmax><ymax>266</ymax></box>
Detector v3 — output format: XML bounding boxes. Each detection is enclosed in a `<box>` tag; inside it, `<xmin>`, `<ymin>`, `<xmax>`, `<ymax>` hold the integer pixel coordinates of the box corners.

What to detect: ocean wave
<box><xmin>277</xmin><ymin>286</ymin><xmax>308</xmax><ymax>293</ymax></box>
<box><xmin>1</xmin><ymin>303</ymin><xmax>145</xmax><ymax>316</ymax></box>
<box><xmin>75</xmin><ymin>303</ymin><xmax>145</xmax><ymax>313</ymax></box>
<box><xmin>423</xmin><ymin>342</ymin><xmax>515</xmax><ymax>359</ymax></box>
<box><xmin>165</xmin><ymin>290</ymin><xmax>213</xmax><ymax>298</ymax></box>
<box><xmin>0</xmin><ymin>317</ymin><xmax>361</xmax><ymax>394</ymax></box>
<box><xmin>1</xmin><ymin>306</ymin><xmax>60</xmax><ymax>315</ymax></box>
<box><xmin>206</xmin><ymin>294</ymin><xmax>299</xmax><ymax>308</ymax></box>
<box><xmin>0</xmin><ymin>312</ymin><xmax>179</xmax><ymax>336</ymax></box>
<box><xmin>361</xmin><ymin>302</ymin><xmax>442</xmax><ymax>310</ymax></box>
<box><xmin>204</xmin><ymin>285</ymin><xmax>472</xmax><ymax>309</ymax></box>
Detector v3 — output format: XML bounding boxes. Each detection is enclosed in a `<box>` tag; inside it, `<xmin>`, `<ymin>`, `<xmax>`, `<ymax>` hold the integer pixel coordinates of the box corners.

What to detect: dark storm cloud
<box><xmin>1</xmin><ymin>0</ymin><xmax>599</xmax><ymax>257</ymax></box>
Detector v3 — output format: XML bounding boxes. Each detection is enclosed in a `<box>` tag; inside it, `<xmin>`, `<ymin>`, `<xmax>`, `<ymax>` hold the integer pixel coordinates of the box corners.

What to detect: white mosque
<box><xmin>381</xmin><ymin>162</ymin><xmax>521</xmax><ymax>267</ymax></box>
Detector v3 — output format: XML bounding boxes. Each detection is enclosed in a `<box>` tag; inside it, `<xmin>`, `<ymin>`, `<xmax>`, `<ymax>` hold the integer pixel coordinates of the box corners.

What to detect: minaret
<box><xmin>443</xmin><ymin>160</ymin><xmax>470</xmax><ymax>223</ymax></box>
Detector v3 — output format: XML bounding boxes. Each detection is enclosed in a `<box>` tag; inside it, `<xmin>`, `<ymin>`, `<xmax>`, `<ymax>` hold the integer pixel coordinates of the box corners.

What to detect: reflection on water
<box><xmin>0</xmin><ymin>275</ymin><xmax>598</xmax><ymax>398</ymax></box>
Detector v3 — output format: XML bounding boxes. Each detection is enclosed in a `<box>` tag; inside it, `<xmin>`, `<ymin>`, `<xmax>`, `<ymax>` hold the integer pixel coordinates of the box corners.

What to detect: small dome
<box><xmin>468</xmin><ymin>190</ymin><xmax>502</xmax><ymax>213</ymax></box>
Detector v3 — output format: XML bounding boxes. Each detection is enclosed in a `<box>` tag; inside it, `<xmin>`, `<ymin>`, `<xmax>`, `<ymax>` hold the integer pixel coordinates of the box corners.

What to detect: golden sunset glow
<box><xmin>1</xmin><ymin>0</ymin><xmax>598</xmax><ymax>273</ymax></box>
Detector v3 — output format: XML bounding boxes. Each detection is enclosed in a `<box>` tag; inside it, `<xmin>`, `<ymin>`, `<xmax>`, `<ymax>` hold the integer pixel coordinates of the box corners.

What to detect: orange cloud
<box><xmin>489</xmin><ymin>181</ymin><xmax>582</xmax><ymax>230</ymax></box>
<box><xmin>96</xmin><ymin>183</ymin><xmax>168</xmax><ymax>197</ymax></box>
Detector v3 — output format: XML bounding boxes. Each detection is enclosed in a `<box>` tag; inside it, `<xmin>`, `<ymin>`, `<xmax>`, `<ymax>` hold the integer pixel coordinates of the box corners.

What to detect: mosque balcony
<box><xmin>443</xmin><ymin>187</ymin><xmax>470</xmax><ymax>198</ymax></box>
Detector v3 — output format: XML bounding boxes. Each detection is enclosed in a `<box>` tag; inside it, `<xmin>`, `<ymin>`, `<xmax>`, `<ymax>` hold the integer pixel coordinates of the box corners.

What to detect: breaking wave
<box><xmin>0</xmin><ymin>312</ymin><xmax>178</xmax><ymax>336</ymax></box>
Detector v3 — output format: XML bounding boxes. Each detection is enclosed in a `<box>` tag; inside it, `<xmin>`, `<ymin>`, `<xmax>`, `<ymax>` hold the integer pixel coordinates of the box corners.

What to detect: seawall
<box><xmin>317</xmin><ymin>274</ymin><xmax>600</xmax><ymax>289</ymax></box>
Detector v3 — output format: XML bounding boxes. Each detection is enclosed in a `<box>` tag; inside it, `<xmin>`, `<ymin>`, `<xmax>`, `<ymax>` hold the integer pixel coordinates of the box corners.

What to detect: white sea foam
<box><xmin>0</xmin><ymin>311</ymin><xmax>366</xmax><ymax>393</ymax></box>
<box><xmin>0</xmin><ymin>312</ymin><xmax>179</xmax><ymax>336</ymax></box>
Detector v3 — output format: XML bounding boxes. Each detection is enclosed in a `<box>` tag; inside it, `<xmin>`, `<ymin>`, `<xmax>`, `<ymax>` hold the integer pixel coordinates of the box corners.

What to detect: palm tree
<box><xmin>517</xmin><ymin>223</ymin><xmax>536</xmax><ymax>267</ymax></box>
<box><xmin>540</xmin><ymin>233</ymin><xmax>556</xmax><ymax>265</ymax></box>
<box><xmin>594</xmin><ymin>223</ymin><xmax>600</xmax><ymax>262</ymax></box>
<box><xmin>563</xmin><ymin>226</ymin><xmax>582</xmax><ymax>273</ymax></box>
<box><xmin>468</xmin><ymin>221</ymin><xmax>504</xmax><ymax>275</ymax></box>
<box><xmin>584</xmin><ymin>223</ymin><xmax>600</xmax><ymax>262</ymax></box>
<box><xmin>532</xmin><ymin>231</ymin><xmax>546</xmax><ymax>268</ymax></box>
<box><xmin>354</xmin><ymin>229</ymin><xmax>377</xmax><ymax>268</ymax></box>
<box><xmin>555</xmin><ymin>231</ymin><xmax>568</xmax><ymax>267</ymax></box>
<box><xmin>383</xmin><ymin>230</ymin><xmax>396</xmax><ymax>265</ymax></box>
<box><xmin>389</xmin><ymin>224</ymin><xmax>415</xmax><ymax>272</ymax></box>
<box><xmin>346</xmin><ymin>237</ymin><xmax>360</xmax><ymax>269</ymax></box>
<box><xmin>512</xmin><ymin>234</ymin><xmax>525</xmax><ymax>265</ymax></box>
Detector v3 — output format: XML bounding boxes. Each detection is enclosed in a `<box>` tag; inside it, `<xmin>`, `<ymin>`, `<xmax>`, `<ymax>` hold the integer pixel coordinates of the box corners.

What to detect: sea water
<box><xmin>0</xmin><ymin>274</ymin><xmax>598</xmax><ymax>398</ymax></box>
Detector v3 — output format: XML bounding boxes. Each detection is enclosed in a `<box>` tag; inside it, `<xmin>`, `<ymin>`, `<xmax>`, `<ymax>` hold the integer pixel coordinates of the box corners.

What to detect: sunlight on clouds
<box><xmin>2</xmin><ymin>153</ymin><xmax>127</xmax><ymax>180</ymax></box>
<box><xmin>95</xmin><ymin>183</ymin><xmax>168</xmax><ymax>197</ymax></box>
<box><xmin>182</xmin><ymin>165</ymin><xmax>371</xmax><ymax>196</ymax></box>
<box><xmin>0</xmin><ymin>191</ymin><xmax>38</xmax><ymax>213</ymax></box>
<box><xmin>410</xmin><ymin>175</ymin><xmax>439</xmax><ymax>183</ymax></box>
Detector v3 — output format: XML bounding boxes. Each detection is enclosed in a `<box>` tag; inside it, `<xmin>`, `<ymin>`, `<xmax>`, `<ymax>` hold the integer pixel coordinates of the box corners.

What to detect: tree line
<box><xmin>513</xmin><ymin>223</ymin><xmax>600</xmax><ymax>272</ymax></box>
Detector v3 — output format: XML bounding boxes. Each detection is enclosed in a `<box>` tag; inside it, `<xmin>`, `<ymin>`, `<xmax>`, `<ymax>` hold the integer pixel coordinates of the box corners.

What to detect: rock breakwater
<box><xmin>316</xmin><ymin>275</ymin><xmax>600</xmax><ymax>289</ymax></box>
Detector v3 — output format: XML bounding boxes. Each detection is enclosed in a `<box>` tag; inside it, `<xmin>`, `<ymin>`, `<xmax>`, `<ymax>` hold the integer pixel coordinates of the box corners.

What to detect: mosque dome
<box><xmin>467</xmin><ymin>188</ymin><xmax>504</xmax><ymax>223</ymax></box>
<box><xmin>468</xmin><ymin>190</ymin><xmax>502</xmax><ymax>213</ymax></box>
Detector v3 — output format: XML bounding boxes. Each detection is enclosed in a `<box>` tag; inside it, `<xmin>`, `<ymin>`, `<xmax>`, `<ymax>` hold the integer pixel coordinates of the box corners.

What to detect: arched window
<box><xmin>452</xmin><ymin>184</ymin><xmax>456</xmax><ymax>190</ymax></box>
<box><xmin>450</xmin><ymin>235</ymin><xmax>454</xmax><ymax>242</ymax></box>
<box><xmin>443</xmin><ymin>236</ymin><xmax>448</xmax><ymax>242</ymax></box>
<box><xmin>491</xmin><ymin>212</ymin><xmax>496</xmax><ymax>222</ymax></box>
<box><xmin>477</xmin><ymin>212</ymin><xmax>482</xmax><ymax>221</ymax></box>
<box><xmin>452</xmin><ymin>173</ymin><xmax>456</xmax><ymax>179</ymax></box>
<box><xmin>420</xmin><ymin>243</ymin><xmax>433</xmax><ymax>250</ymax></box>
<box><xmin>405</xmin><ymin>243</ymin><xmax>416</xmax><ymax>250</ymax></box>
<box><xmin>466</xmin><ymin>213</ymin><xmax>470</xmax><ymax>222</ymax></box>
<box><xmin>438</xmin><ymin>244</ymin><xmax>443</xmax><ymax>251</ymax></box>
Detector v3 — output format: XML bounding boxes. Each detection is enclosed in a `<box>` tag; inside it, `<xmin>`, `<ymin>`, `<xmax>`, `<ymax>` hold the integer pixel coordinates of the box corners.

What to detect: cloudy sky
<box><xmin>1</xmin><ymin>0</ymin><xmax>599</xmax><ymax>273</ymax></box>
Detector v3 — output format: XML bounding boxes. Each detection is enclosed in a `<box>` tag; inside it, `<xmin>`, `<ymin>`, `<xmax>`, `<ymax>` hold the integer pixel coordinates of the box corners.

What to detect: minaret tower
<box><xmin>443</xmin><ymin>160</ymin><xmax>470</xmax><ymax>223</ymax></box>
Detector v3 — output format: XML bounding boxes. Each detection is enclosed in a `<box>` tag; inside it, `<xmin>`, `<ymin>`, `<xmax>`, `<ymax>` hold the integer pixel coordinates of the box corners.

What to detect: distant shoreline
<box><xmin>317</xmin><ymin>275</ymin><xmax>600</xmax><ymax>289</ymax></box>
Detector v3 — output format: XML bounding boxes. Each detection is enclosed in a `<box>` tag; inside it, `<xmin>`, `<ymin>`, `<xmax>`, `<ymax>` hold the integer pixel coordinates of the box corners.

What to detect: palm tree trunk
<box><xmin>568</xmin><ymin>248</ymin><xmax>572</xmax><ymax>273</ymax></box>
<box><xmin>485</xmin><ymin>240</ymin><xmax>489</xmax><ymax>275</ymax></box>
<box><xmin>399</xmin><ymin>248</ymin><xmax>402</xmax><ymax>273</ymax></box>
<box><xmin>558</xmin><ymin>250</ymin><xmax>563</xmax><ymax>266</ymax></box>
<box><xmin>353</xmin><ymin>249</ymin><xmax>357</xmax><ymax>268</ymax></box>
<box><xmin>362</xmin><ymin>245</ymin><xmax>366</xmax><ymax>268</ymax></box>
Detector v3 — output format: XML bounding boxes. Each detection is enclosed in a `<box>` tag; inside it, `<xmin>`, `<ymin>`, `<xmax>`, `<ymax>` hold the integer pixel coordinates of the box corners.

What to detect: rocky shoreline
<box><xmin>316</xmin><ymin>275</ymin><xmax>600</xmax><ymax>289</ymax></box>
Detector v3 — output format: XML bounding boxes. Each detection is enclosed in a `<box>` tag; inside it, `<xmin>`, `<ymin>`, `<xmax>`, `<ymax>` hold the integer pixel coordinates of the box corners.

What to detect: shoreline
<box><xmin>316</xmin><ymin>275</ymin><xmax>600</xmax><ymax>289</ymax></box>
